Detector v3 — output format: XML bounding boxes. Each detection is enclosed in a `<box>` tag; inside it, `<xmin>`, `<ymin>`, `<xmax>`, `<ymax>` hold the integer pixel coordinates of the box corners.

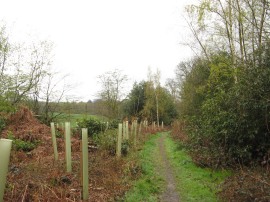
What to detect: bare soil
<box><xmin>158</xmin><ymin>135</ymin><xmax>180</xmax><ymax>202</ymax></box>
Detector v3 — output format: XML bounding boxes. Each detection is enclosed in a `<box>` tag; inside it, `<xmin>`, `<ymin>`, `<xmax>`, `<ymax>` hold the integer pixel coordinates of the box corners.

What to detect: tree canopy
<box><xmin>174</xmin><ymin>0</ymin><xmax>270</xmax><ymax>166</ymax></box>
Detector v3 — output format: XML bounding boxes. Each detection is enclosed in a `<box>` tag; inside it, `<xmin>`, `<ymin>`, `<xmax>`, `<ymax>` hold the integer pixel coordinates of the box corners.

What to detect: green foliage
<box><xmin>93</xmin><ymin>129</ymin><xmax>117</xmax><ymax>154</ymax></box>
<box><xmin>182</xmin><ymin>0</ymin><xmax>270</xmax><ymax>166</ymax></box>
<box><xmin>0</xmin><ymin>116</ymin><xmax>6</xmax><ymax>134</ymax></box>
<box><xmin>178</xmin><ymin>58</ymin><xmax>210</xmax><ymax>120</ymax></box>
<box><xmin>77</xmin><ymin>117</ymin><xmax>119</xmax><ymax>137</ymax></box>
<box><xmin>55</xmin><ymin>129</ymin><xmax>63</xmax><ymax>138</ymax></box>
<box><xmin>0</xmin><ymin>97</ymin><xmax>16</xmax><ymax>113</ymax></box>
<box><xmin>123</xmin><ymin>81</ymin><xmax>146</xmax><ymax>119</ymax></box>
<box><xmin>77</xmin><ymin>117</ymin><xmax>106</xmax><ymax>136</ymax></box>
<box><xmin>54</xmin><ymin>113</ymin><xmax>105</xmax><ymax>128</ymax></box>
<box><xmin>121</xmin><ymin>139</ymin><xmax>130</xmax><ymax>156</ymax></box>
<box><xmin>201</xmin><ymin>51</ymin><xmax>270</xmax><ymax>163</ymax></box>
<box><xmin>179</xmin><ymin>50</ymin><xmax>270</xmax><ymax>166</ymax></box>
<box><xmin>7</xmin><ymin>131</ymin><xmax>38</xmax><ymax>152</ymax></box>
<box><xmin>108</xmin><ymin>119</ymin><xmax>119</xmax><ymax>129</ymax></box>
<box><xmin>158</xmin><ymin>88</ymin><xmax>178</xmax><ymax>125</ymax></box>
<box><xmin>123</xmin><ymin>80</ymin><xmax>178</xmax><ymax>125</ymax></box>
<box><xmin>92</xmin><ymin>127</ymin><xmax>132</xmax><ymax>156</ymax></box>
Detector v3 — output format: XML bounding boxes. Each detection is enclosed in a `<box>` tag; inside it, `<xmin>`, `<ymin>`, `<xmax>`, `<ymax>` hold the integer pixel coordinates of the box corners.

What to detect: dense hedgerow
<box><xmin>178</xmin><ymin>49</ymin><xmax>270</xmax><ymax>166</ymax></box>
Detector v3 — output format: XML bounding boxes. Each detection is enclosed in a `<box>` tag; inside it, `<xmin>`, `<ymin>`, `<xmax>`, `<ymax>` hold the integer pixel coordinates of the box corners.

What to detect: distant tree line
<box><xmin>97</xmin><ymin>68</ymin><xmax>178</xmax><ymax>125</ymax></box>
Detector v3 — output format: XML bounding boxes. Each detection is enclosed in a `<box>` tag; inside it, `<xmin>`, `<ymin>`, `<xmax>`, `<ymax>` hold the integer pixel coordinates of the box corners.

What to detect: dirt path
<box><xmin>158</xmin><ymin>134</ymin><xmax>180</xmax><ymax>202</ymax></box>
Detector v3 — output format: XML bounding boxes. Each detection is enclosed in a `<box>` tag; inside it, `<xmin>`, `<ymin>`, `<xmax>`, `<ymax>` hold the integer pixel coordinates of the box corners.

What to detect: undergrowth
<box><xmin>7</xmin><ymin>131</ymin><xmax>39</xmax><ymax>152</ymax></box>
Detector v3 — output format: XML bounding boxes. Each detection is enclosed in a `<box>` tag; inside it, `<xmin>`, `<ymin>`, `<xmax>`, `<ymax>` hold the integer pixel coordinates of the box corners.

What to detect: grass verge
<box><xmin>123</xmin><ymin>134</ymin><xmax>164</xmax><ymax>202</ymax></box>
<box><xmin>164</xmin><ymin>133</ymin><xmax>230</xmax><ymax>202</ymax></box>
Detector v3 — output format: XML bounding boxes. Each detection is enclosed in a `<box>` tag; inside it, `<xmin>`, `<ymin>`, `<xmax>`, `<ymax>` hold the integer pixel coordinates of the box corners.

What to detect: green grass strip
<box><xmin>164</xmin><ymin>133</ymin><xmax>230</xmax><ymax>202</ymax></box>
<box><xmin>123</xmin><ymin>134</ymin><xmax>164</xmax><ymax>202</ymax></box>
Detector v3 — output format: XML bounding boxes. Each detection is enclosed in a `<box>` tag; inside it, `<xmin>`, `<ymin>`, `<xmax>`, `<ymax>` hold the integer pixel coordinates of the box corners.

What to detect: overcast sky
<box><xmin>1</xmin><ymin>0</ymin><xmax>195</xmax><ymax>101</ymax></box>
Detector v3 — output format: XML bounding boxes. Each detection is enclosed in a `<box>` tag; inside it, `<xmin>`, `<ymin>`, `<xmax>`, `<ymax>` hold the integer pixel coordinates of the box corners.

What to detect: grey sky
<box><xmin>1</xmin><ymin>0</ymin><xmax>195</xmax><ymax>101</ymax></box>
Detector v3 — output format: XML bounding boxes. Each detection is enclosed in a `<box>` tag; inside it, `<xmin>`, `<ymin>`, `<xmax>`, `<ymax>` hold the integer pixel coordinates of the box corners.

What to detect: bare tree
<box><xmin>0</xmin><ymin>30</ymin><xmax>54</xmax><ymax>107</ymax></box>
<box><xmin>97</xmin><ymin>69</ymin><xmax>128</xmax><ymax>118</ymax></box>
<box><xmin>143</xmin><ymin>67</ymin><xmax>161</xmax><ymax>126</ymax></box>
<box><xmin>184</xmin><ymin>0</ymin><xmax>270</xmax><ymax>67</ymax></box>
<box><xmin>0</xmin><ymin>25</ymin><xmax>9</xmax><ymax>79</ymax></box>
<box><xmin>0</xmin><ymin>25</ymin><xmax>11</xmax><ymax>102</ymax></box>
<box><xmin>10</xmin><ymin>41</ymin><xmax>53</xmax><ymax>104</ymax></box>
<box><xmin>38</xmin><ymin>72</ymin><xmax>73</xmax><ymax>124</ymax></box>
<box><xmin>165</xmin><ymin>78</ymin><xmax>179</xmax><ymax>103</ymax></box>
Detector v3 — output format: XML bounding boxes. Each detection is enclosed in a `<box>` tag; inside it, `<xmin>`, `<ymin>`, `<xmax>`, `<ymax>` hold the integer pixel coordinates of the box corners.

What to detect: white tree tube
<box><xmin>116</xmin><ymin>123</ymin><xmax>122</xmax><ymax>158</ymax></box>
<box><xmin>126</xmin><ymin>121</ymin><xmax>129</xmax><ymax>140</ymax></box>
<box><xmin>65</xmin><ymin>122</ymin><xmax>72</xmax><ymax>172</ymax></box>
<box><xmin>50</xmin><ymin>122</ymin><xmax>58</xmax><ymax>161</ymax></box>
<box><xmin>0</xmin><ymin>139</ymin><xmax>12</xmax><ymax>202</ymax></box>
<box><xmin>134</xmin><ymin>120</ymin><xmax>137</xmax><ymax>147</ymax></box>
<box><xmin>82</xmin><ymin>128</ymin><xmax>89</xmax><ymax>200</ymax></box>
